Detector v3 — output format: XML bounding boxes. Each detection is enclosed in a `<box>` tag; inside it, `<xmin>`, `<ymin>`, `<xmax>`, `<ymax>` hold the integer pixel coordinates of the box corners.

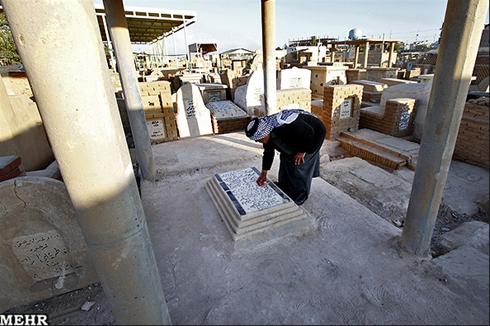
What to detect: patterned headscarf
<box><xmin>245</xmin><ymin>108</ymin><xmax>311</xmax><ymax>141</ymax></box>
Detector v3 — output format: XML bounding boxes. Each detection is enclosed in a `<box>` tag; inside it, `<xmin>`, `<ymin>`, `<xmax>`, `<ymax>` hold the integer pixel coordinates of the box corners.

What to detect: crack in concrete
<box><xmin>13</xmin><ymin>180</ymin><xmax>28</xmax><ymax>208</ymax></box>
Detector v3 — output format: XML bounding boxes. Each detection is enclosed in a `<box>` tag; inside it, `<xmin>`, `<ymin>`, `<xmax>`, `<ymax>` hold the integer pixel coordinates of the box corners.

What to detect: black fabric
<box><xmin>261</xmin><ymin>113</ymin><xmax>326</xmax><ymax>171</ymax></box>
<box><xmin>260</xmin><ymin>113</ymin><xmax>326</xmax><ymax>205</ymax></box>
<box><xmin>278</xmin><ymin>146</ymin><xmax>321</xmax><ymax>205</ymax></box>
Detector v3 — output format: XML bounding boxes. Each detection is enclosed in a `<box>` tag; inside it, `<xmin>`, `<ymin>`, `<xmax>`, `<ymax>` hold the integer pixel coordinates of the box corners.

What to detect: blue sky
<box><xmin>94</xmin><ymin>0</ymin><xmax>489</xmax><ymax>54</ymax></box>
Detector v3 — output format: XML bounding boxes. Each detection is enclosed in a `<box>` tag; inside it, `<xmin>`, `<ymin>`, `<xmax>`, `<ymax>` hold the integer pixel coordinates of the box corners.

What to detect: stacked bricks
<box><xmin>0</xmin><ymin>156</ymin><xmax>23</xmax><ymax>181</ymax></box>
<box><xmin>255</xmin><ymin>88</ymin><xmax>312</xmax><ymax>117</ymax></box>
<box><xmin>453</xmin><ymin>97</ymin><xmax>489</xmax><ymax>168</ymax></box>
<box><xmin>212</xmin><ymin>116</ymin><xmax>251</xmax><ymax>134</ymax></box>
<box><xmin>360</xmin><ymin>98</ymin><xmax>416</xmax><ymax>137</ymax></box>
<box><xmin>319</xmin><ymin>85</ymin><xmax>363</xmax><ymax>140</ymax></box>
<box><xmin>276</xmin><ymin>88</ymin><xmax>311</xmax><ymax>112</ymax></box>
<box><xmin>138</xmin><ymin>81</ymin><xmax>178</xmax><ymax>143</ymax></box>
<box><xmin>351</xmin><ymin>80</ymin><xmax>387</xmax><ymax>104</ymax></box>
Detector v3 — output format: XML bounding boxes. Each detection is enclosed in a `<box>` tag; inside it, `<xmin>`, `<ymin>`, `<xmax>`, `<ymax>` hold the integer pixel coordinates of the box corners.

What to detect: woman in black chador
<box><xmin>245</xmin><ymin>108</ymin><xmax>326</xmax><ymax>205</ymax></box>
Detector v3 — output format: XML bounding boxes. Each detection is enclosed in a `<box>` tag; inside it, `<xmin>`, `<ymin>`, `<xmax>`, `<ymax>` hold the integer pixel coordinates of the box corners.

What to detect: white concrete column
<box><xmin>261</xmin><ymin>0</ymin><xmax>277</xmax><ymax>115</ymax></box>
<box><xmin>363</xmin><ymin>41</ymin><xmax>370</xmax><ymax>68</ymax></box>
<box><xmin>101</xmin><ymin>15</ymin><xmax>116</xmax><ymax>70</ymax></box>
<box><xmin>388</xmin><ymin>42</ymin><xmax>395</xmax><ymax>68</ymax></box>
<box><xmin>401</xmin><ymin>0</ymin><xmax>489</xmax><ymax>256</ymax></box>
<box><xmin>2</xmin><ymin>0</ymin><xmax>171</xmax><ymax>324</ymax></box>
<box><xmin>353</xmin><ymin>45</ymin><xmax>360</xmax><ymax>69</ymax></box>
<box><xmin>103</xmin><ymin>0</ymin><xmax>155</xmax><ymax>181</ymax></box>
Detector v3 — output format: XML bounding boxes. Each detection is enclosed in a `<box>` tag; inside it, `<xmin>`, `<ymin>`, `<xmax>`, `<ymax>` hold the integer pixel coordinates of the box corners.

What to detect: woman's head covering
<box><xmin>245</xmin><ymin>108</ymin><xmax>310</xmax><ymax>141</ymax></box>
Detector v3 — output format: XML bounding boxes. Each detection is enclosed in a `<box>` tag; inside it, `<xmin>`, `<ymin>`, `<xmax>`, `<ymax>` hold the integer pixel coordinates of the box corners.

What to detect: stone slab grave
<box><xmin>175</xmin><ymin>83</ymin><xmax>214</xmax><ymax>138</ymax></box>
<box><xmin>277</xmin><ymin>67</ymin><xmax>311</xmax><ymax>90</ymax></box>
<box><xmin>206</xmin><ymin>100</ymin><xmax>250</xmax><ymax>134</ymax></box>
<box><xmin>0</xmin><ymin>177</ymin><xmax>97</xmax><ymax>312</ymax></box>
<box><xmin>206</xmin><ymin>167</ymin><xmax>314</xmax><ymax>241</ymax></box>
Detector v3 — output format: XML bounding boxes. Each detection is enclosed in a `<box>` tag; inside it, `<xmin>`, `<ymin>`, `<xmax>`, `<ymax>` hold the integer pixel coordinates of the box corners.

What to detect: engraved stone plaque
<box><xmin>340</xmin><ymin>98</ymin><xmax>352</xmax><ymax>119</ymax></box>
<box><xmin>12</xmin><ymin>230</ymin><xmax>74</xmax><ymax>281</ymax></box>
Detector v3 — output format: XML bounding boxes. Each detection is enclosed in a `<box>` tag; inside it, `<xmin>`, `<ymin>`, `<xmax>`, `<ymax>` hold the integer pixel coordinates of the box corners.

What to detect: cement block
<box><xmin>175</xmin><ymin>84</ymin><xmax>214</xmax><ymax>138</ymax></box>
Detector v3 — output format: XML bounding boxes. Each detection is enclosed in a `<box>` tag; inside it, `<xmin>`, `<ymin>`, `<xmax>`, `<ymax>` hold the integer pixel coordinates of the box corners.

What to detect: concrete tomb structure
<box><xmin>206</xmin><ymin>168</ymin><xmax>314</xmax><ymax>241</ymax></box>
<box><xmin>380</xmin><ymin>82</ymin><xmax>432</xmax><ymax>141</ymax></box>
<box><xmin>277</xmin><ymin>67</ymin><xmax>311</xmax><ymax>90</ymax></box>
<box><xmin>175</xmin><ymin>83</ymin><xmax>214</xmax><ymax>138</ymax></box>
<box><xmin>206</xmin><ymin>100</ymin><xmax>250</xmax><ymax>134</ymax></box>
<box><xmin>195</xmin><ymin>83</ymin><xmax>228</xmax><ymax>104</ymax></box>
<box><xmin>360</xmin><ymin>98</ymin><xmax>417</xmax><ymax>137</ymax></box>
<box><xmin>312</xmin><ymin>84</ymin><xmax>363</xmax><ymax>139</ymax></box>
<box><xmin>233</xmin><ymin>69</ymin><xmax>265</xmax><ymax>116</ymax></box>
<box><xmin>351</xmin><ymin>79</ymin><xmax>388</xmax><ymax>103</ymax></box>
<box><xmin>0</xmin><ymin>177</ymin><xmax>97</xmax><ymax>311</ymax></box>
<box><xmin>305</xmin><ymin>65</ymin><xmax>348</xmax><ymax>99</ymax></box>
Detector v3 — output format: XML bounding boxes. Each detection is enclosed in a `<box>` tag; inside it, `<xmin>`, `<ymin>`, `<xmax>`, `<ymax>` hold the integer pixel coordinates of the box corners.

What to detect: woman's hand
<box><xmin>294</xmin><ymin>152</ymin><xmax>305</xmax><ymax>166</ymax></box>
<box><xmin>256</xmin><ymin>170</ymin><xmax>268</xmax><ymax>187</ymax></box>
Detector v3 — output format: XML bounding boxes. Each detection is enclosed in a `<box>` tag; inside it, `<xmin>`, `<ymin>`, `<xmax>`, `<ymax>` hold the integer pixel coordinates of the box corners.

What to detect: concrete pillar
<box><xmin>261</xmin><ymin>0</ymin><xmax>277</xmax><ymax>115</ymax></box>
<box><xmin>172</xmin><ymin>28</ymin><xmax>177</xmax><ymax>56</ymax></box>
<box><xmin>330</xmin><ymin>49</ymin><xmax>335</xmax><ymax>63</ymax></box>
<box><xmin>388</xmin><ymin>42</ymin><xmax>395</xmax><ymax>68</ymax></box>
<box><xmin>103</xmin><ymin>0</ymin><xmax>155</xmax><ymax>181</ymax></box>
<box><xmin>401</xmin><ymin>0</ymin><xmax>489</xmax><ymax>256</ymax></box>
<box><xmin>363</xmin><ymin>41</ymin><xmax>370</xmax><ymax>68</ymax></box>
<box><xmin>0</xmin><ymin>76</ymin><xmax>20</xmax><ymax>156</ymax></box>
<box><xmin>2</xmin><ymin>1</ymin><xmax>171</xmax><ymax>324</ymax></box>
<box><xmin>101</xmin><ymin>15</ymin><xmax>116</xmax><ymax>70</ymax></box>
<box><xmin>353</xmin><ymin>45</ymin><xmax>360</xmax><ymax>69</ymax></box>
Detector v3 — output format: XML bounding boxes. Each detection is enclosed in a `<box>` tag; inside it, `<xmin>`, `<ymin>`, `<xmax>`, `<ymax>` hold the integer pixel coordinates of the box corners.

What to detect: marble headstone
<box><xmin>206</xmin><ymin>167</ymin><xmax>314</xmax><ymax>240</ymax></box>
<box><xmin>233</xmin><ymin>69</ymin><xmax>265</xmax><ymax>115</ymax></box>
<box><xmin>176</xmin><ymin>83</ymin><xmax>214</xmax><ymax>138</ymax></box>
<box><xmin>277</xmin><ymin>67</ymin><xmax>311</xmax><ymax>90</ymax></box>
<box><xmin>205</xmin><ymin>100</ymin><xmax>248</xmax><ymax>120</ymax></box>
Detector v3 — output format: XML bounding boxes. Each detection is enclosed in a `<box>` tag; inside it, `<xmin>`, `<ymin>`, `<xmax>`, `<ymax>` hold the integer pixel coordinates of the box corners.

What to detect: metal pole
<box><xmin>2</xmin><ymin>0</ymin><xmax>171</xmax><ymax>324</ymax></box>
<box><xmin>183</xmin><ymin>19</ymin><xmax>190</xmax><ymax>70</ymax></box>
<box><xmin>363</xmin><ymin>41</ymin><xmax>370</xmax><ymax>68</ymax></box>
<box><xmin>261</xmin><ymin>0</ymin><xmax>277</xmax><ymax>115</ymax></box>
<box><xmin>401</xmin><ymin>0</ymin><xmax>489</xmax><ymax>256</ymax></box>
<box><xmin>103</xmin><ymin>0</ymin><xmax>155</xmax><ymax>181</ymax></box>
<box><xmin>172</xmin><ymin>28</ymin><xmax>177</xmax><ymax>56</ymax></box>
<box><xmin>388</xmin><ymin>42</ymin><xmax>395</xmax><ymax>68</ymax></box>
<box><xmin>101</xmin><ymin>14</ymin><xmax>116</xmax><ymax>70</ymax></box>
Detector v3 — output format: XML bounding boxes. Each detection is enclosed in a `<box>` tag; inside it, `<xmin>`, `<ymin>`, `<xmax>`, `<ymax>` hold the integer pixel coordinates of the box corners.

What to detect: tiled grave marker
<box><xmin>206</xmin><ymin>168</ymin><xmax>314</xmax><ymax>240</ymax></box>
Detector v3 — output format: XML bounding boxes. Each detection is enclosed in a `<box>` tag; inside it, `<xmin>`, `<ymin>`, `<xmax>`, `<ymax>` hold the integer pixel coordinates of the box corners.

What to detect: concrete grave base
<box><xmin>206</xmin><ymin>168</ymin><xmax>315</xmax><ymax>246</ymax></box>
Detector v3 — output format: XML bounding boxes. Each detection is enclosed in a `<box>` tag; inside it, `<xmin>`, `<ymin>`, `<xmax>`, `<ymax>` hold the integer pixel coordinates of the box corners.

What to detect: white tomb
<box><xmin>233</xmin><ymin>69</ymin><xmax>265</xmax><ymax>116</ymax></box>
<box><xmin>176</xmin><ymin>83</ymin><xmax>214</xmax><ymax>138</ymax></box>
<box><xmin>205</xmin><ymin>100</ymin><xmax>248</xmax><ymax>120</ymax></box>
<box><xmin>277</xmin><ymin>67</ymin><xmax>311</xmax><ymax>90</ymax></box>
<box><xmin>206</xmin><ymin>168</ymin><xmax>314</xmax><ymax>240</ymax></box>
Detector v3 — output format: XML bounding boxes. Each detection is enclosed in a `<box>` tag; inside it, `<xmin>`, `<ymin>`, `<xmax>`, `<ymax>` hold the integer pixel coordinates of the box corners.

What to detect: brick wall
<box><xmin>453</xmin><ymin>97</ymin><xmax>489</xmax><ymax>168</ymax></box>
<box><xmin>318</xmin><ymin>85</ymin><xmax>363</xmax><ymax>139</ymax></box>
<box><xmin>360</xmin><ymin>98</ymin><xmax>416</xmax><ymax>137</ymax></box>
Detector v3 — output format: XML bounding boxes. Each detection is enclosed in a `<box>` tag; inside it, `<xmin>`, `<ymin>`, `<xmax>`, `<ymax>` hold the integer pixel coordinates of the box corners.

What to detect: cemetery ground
<box><xmin>7</xmin><ymin>132</ymin><xmax>489</xmax><ymax>325</ymax></box>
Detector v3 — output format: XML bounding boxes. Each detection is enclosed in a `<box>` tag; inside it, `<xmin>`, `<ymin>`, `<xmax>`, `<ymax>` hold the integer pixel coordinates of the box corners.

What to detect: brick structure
<box><xmin>255</xmin><ymin>88</ymin><xmax>312</xmax><ymax>116</ymax></box>
<box><xmin>453</xmin><ymin>97</ymin><xmax>489</xmax><ymax>168</ymax></box>
<box><xmin>346</xmin><ymin>69</ymin><xmax>367</xmax><ymax>84</ymax></box>
<box><xmin>206</xmin><ymin>100</ymin><xmax>250</xmax><ymax>134</ymax></box>
<box><xmin>359</xmin><ymin>98</ymin><xmax>416</xmax><ymax>137</ymax></box>
<box><xmin>305</xmin><ymin>65</ymin><xmax>348</xmax><ymax>99</ymax></box>
<box><xmin>138</xmin><ymin>81</ymin><xmax>178</xmax><ymax>143</ymax></box>
<box><xmin>351</xmin><ymin>80</ymin><xmax>387</xmax><ymax>104</ymax></box>
<box><xmin>318</xmin><ymin>85</ymin><xmax>363</xmax><ymax>140</ymax></box>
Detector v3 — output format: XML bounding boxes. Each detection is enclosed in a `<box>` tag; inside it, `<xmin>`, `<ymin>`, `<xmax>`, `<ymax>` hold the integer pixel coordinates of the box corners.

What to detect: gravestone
<box><xmin>206</xmin><ymin>100</ymin><xmax>248</xmax><ymax>120</ymax></box>
<box><xmin>233</xmin><ymin>69</ymin><xmax>265</xmax><ymax>115</ymax></box>
<box><xmin>0</xmin><ymin>177</ymin><xmax>97</xmax><ymax>311</ymax></box>
<box><xmin>176</xmin><ymin>83</ymin><xmax>214</xmax><ymax>138</ymax></box>
<box><xmin>206</xmin><ymin>167</ymin><xmax>315</xmax><ymax>241</ymax></box>
<box><xmin>277</xmin><ymin>67</ymin><xmax>311</xmax><ymax>90</ymax></box>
